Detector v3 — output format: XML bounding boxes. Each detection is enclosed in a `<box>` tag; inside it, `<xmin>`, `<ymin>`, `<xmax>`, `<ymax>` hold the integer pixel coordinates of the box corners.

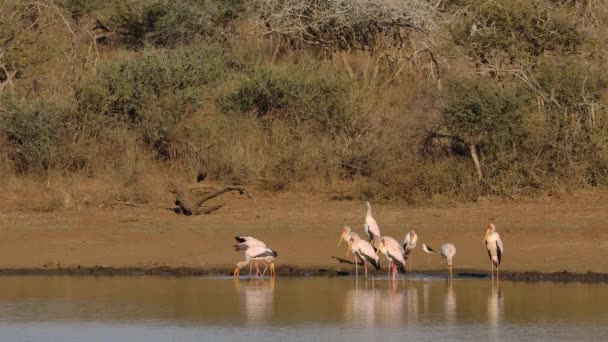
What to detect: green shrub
<box><xmin>111</xmin><ymin>0</ymin><xmax>245</xmax><ymax>48</ymax></box>
<box><xmin>0</xmin><ymin>98</ymin><xmax>76</xmax><ymax>173</ymax></box>
<box><xmin>441</xmin><ymin>77</ymin><xmax>530</xmax><ymax>159</ymax></box>
<box><xmin>450</xmin><ymin>0</ymin><xmax>582</xmax><ymax>60</ymax></box>
<box><xmin>77</xmin><ymin>45</ymin><xmax>241</xmax><ymax>159</ymax></box>
<box><xmin>535</xmin><ymin>56</ymin><xmax>607</xmax><ymax>115</ymax></box>
<box><xmin>219</xmin><ymin>64</ymin><xmax>367</xmax><ymax>136</ymax></box>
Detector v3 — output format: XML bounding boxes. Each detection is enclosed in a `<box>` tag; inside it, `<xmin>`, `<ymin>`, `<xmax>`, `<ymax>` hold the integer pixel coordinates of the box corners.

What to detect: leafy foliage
<box><xmin>111</xmin><ymin>0</ymin><xmax>245</xmax><ymax>48</ymax></box>
<box><xmin>219</xmin><ymin>64</ymin><xmax>367</xmax><ymax>136</ymax></box>
<box><xmin>0</xmin><ymin>98</ymin><xmax>77</xmax><ymax>173</ymax></box>
<box><xmin>77</xmin><ymin>45</ymin><xmax>240</xmax><ymax>159</ymax></box>
<box><xmin>450</xmin><ymin>0</ymin><xmax>582</xmax><ymax>61</ymax></box>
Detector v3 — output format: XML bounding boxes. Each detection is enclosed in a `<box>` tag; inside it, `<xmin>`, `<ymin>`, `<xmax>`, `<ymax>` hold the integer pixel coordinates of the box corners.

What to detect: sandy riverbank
<box><xmin>1</xmin><ymin>191</ymin><xmax>607</xmax><ymax>280</ymax></box>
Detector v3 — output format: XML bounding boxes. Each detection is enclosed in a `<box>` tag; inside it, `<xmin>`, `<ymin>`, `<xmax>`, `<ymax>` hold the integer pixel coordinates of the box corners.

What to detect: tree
<box><xmin>440</xmin><ymin>78</ymin><xmax>528</xmax><ymax>180</ymax></box>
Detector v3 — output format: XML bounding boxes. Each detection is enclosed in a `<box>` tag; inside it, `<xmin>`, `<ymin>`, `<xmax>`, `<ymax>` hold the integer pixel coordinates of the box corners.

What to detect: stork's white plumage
<box><xmin>364</xmin><ymin>202</ymin><xmax>381</xmax><ymax>246</ymax></box>
<box><xmin>484</xmin><ymin>223</ymin><xmax>504</xmax><ymax>281</ymax></box>
<box><xmin>234</xmin><ymin>236</ymin><xmax>266</xmax><ymax>251</ymax></box>
<box><xmin>422</xmin><ymin>243</ymin><xmax>435</xmax><ymax>264</ymax></box>
<box><xmin>234</xmin><ymin>236</ymin><xmax>268</xmax><ymax>277</ymax></box>
<box><xmin>376</xmin><ymin>236</ymin><xmax>406</xmax><ymax>279</ymax></box>
<box><xmin>349</xmin><ymin>234</ymin><xmax>380</xmax><ymax>279</ymax></box>
<box><xmin>440</xmin><ymin>243</ymin><xmax>457</xmax><ymax>280</ymax></box>
<box><xmin>234</xmin><ymin>244</ymin><xmax>278</xmax><ymax>278</ymax></box>
<box><xmin>403</xmin><ymin>230</ymin><xmax>418</xmax><ymax>271</ymax></box>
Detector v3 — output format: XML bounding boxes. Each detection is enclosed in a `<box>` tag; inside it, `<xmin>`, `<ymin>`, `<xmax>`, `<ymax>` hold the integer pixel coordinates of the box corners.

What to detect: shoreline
<box><xmin>2</xmin><ymin>192</ymin><xmax>608</xmax><ymax>279</ymax></box>
<box><xmin>1</xmin><ymin>266</ymin><xmax>607</xmax><ymax>283</ymax></box>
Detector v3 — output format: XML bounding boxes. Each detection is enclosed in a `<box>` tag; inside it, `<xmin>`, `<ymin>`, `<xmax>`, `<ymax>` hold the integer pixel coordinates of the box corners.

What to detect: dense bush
<box><xmin>450</xmin><ymin>0</ymin><xmax>582</xmax><ymax>61</ymax></box>
<box><xmin>0</xmin><ymin>98</ymin><xmax>82</xmax><ymax>174</ymax></box>
<box><xmin>441</xmin><ymin>78</ymin><xmax>529</xmax><ymax>159</ymax></box>
<box><xmin>76</xmin><ymin>45</ymin><xmax>241</xmax><ymax>159</ymax></box>
<box><xmin>219</xmin><ymin>64</ymin><xmax>367</xmax><ymax>136</ymax></box>
<box><xmin>110</xmin><ymin>0</ymin><xmax>245</xmax><ymax>48</ymax></box>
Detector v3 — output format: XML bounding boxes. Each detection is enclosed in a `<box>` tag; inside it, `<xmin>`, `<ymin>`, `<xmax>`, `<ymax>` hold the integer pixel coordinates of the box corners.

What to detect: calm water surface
<box><xmin>0</xmin><ymin>276</ymin><xmax>606</xmax><ymax>341</ymax></box>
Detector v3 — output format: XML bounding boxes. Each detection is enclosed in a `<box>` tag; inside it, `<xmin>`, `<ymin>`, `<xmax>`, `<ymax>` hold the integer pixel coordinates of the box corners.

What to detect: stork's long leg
<box><xmin>497</xmin><ymin>264</ymin><xmax>499</xmax><ymax>283</ymax></box>
<box><xmin>364</xmin><ymin>260</ymin><xmax>368</xmax><ymax>279</ymax></box>
<box><xmin>260</xmin><ymin>261</ymin><xmax>270</xmax><ymax>277</ymax></box>
<box><xmin>255</xmin><ymin>261</ymin><xmax>262</xmax><ymax>277</ymax></box>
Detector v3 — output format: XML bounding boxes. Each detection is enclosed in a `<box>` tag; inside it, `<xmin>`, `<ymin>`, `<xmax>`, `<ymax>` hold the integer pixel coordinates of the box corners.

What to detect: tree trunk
<box><xmin>470</xmin><ymin>143</ymin><xmax>483</xmax><ymax>180</ymax></box>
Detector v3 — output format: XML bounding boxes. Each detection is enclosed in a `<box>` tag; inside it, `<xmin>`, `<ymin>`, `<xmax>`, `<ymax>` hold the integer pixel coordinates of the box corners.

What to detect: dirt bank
<box><xmin>1</xmin><ymin>191</ymin><xmax>607</xmax><ymax>281</ymax></box>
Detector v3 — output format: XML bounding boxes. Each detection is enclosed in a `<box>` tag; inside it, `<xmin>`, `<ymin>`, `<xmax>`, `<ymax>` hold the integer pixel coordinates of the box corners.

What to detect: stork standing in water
<box><xmin>338</xmin><ymin>226</ymin><xmax>360</xmax><ymax>257</ymax></box>
<box><xmin>234</xmin><ymin>245</ymin><xmax>278</xmax><ymax>278</ymax></box>
<box><xmin>484</xmin><ymin>223</ymin><xmax>504</xmax><ymax>282</ymax></box>
<box><xmin>234</xmin><ymin>236</ymin><xmax>267</xmax><ymax>277</ymax></box>
<box><xmin>376</xmin><ymin>236</ymin><xmax>406</xmax><ymax>279</ymax></box>
<box><xmin>403</xmin><ymin>231</ymin><xmax>418</xmax><ymax>271</ymax></box>
<box><xmin>422</xmin><ymin>243</ymin><xmax>435</xmax><ymax>264</ymax></box>
<box><xmin>349</xmin><ymin>234</ymin><xmax>380</xmax><ymax>279</ymax></box>
<box><xmin>440</xmin><ymin>243</ymin><xmax>456</xmax><ymax>280</ymax></box>
<box><xmin>364</xmin><ymin>202</ymin><xmax>381</xmax><ymax>246</ymax></box>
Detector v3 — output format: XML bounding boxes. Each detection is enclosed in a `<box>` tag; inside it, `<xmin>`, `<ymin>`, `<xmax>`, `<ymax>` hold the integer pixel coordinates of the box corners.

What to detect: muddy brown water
<box><xmin>0</xmin><ymin>276</ymin><xmax>606</xmax><ymax>341</ymax></box>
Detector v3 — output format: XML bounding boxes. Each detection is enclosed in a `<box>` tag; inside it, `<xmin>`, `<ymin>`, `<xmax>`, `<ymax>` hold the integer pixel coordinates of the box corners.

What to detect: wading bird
<box><xmin>484</xmin><ymin>223</ymin><xmax>504</xmax><ymax>281</ymax></box>
<box><xmin>376</xmin><ymin>236</ymin><xmax>406</xmax><ymax>279</ymax></box>
<box><xmin>234</xmin><ymin>245</ymin><xmax>278</xmax><ymax>278</ymax></box>
<box><xmin>403</xmin><ymin>230</ymin><xmax>418</xmax><ymax>271</ymax></box>
<box><xmin>234</xmin><ymin>236</ymin><xmax>267</xmax><ymax>276</ymax></box>
<box><xmin>364</xmin><ymin>202</ymin><xmax>381</xmax><ymax>246</ymax></box>
<box><xmin>440</xmin><ymin>243</ymin><xmax>456</xmax><ymax>280</ymax></box>
<box><xmin>422</xmin><ymin>243</ymin><xmax>435</xmax><ymax>264</ymax></box>
<box><xmin>338</xmin><ymin>226</ymin><xmax>360</xmax><ymax>257</ymax></box>
<box><xmin>349</xmin><ymin>234</ymin><xmax>380</xmax><ymax>279</ymax></box>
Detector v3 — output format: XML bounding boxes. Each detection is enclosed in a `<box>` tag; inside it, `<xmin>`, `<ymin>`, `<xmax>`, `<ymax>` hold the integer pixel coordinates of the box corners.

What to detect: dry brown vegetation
<box><xmin>1</xmin><ymin>0</ymin><xmax>608</xmax><ymax>211</ymax></box>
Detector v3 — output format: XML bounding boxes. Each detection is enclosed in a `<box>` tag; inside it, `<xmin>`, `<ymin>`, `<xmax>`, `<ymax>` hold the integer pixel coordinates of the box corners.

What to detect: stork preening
<box><xmin>440</xmin><ymin>243</ymin><xmax>456</xmax><ymax>280</ymax></box>
<box><xmin>364</xmin><ymin>202</ymin><xmax>381</xmax><ymax>246</ymax></box>
<box><xmin>349</xmin><ymin>234</ymin><xmax>380</xmax><ymax>279</ymax></box>
<box><xmin>484</xmin><ymin>223</ymin><xmax>504</xmax><ymax>282</ymax></box>
<box><xmin>234</xmin><ymin>236</ymin><xmax>266</xmax><ymax>250</ymax></box>
<box><xmin>376</xmin><ymin>236</ymin><xmax>406</xmax><ymax>279</ymax></box>
<box><xmin>234</xmin><ymin>244</ymin><xmax>278</xmax><ymax>278</ymax></box>
<box><xmin>403</xmin><ymin>230</ymin><xmax>418</xmax><ymax>271</ymax></box>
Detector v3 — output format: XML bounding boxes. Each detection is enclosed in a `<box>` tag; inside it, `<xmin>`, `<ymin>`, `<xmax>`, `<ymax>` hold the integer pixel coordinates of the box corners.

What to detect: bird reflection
<box><xmin>234</xmin><ymin>278</ymin><xmax>275</xmax><ymax>325</ymax></box>
<box><xmin>488</xmin><ymin>284</ymin><xmax>504</xmax><ymax>342</ymax></box>
<box><xmin>405</xmin><ymin>286</ymin><xmax>419</xmax><ymax>323</ymax></box>
<box><xmin>379</xmin><ymin>284</ymin><xmax>405</xmax><ymax>325</ymax></box>
<box><xmin>444</xmin><ymin>281</ymin><xmax>456</xmax><ymax>324</ymax></box>
<box><xmin>345</xmin><ymin>282</ymin><xmax>379</xmax><ymax>327</ymax></box>
<box><xmin>423</xmin><ymin>281</ymin><xmax>431</xmax><ymax>314</ymax></box>
<box><xmin>345</xmin><ymin>279</ymin><xmax>422</xmax><ymax>327</ymax></box>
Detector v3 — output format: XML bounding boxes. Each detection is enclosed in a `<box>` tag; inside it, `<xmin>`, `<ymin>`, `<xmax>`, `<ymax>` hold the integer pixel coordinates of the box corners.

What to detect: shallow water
<box><xmin>0</xmin><ymin>276</ymin><xmax>606</xmax><ymax>341</ymax></box>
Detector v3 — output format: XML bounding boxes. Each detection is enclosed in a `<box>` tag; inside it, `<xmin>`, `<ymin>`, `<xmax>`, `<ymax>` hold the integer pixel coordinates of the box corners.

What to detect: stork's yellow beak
<box><xmin>376</xmin><ymin>242</ymin><xmax>384</xmax><ymax>255</ymax></box>
<box><xmin>338</xmin><ymin>231</ymin><xmax>346</xmax><ymax>246</ymax></box>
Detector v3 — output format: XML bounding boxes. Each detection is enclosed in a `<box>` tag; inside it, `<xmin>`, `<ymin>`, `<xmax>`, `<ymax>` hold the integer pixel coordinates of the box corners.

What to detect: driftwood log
<box><xmin>169</xmin><ymin>185</ymin><xmax>254</xmax><ymax>215</ymax></box>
